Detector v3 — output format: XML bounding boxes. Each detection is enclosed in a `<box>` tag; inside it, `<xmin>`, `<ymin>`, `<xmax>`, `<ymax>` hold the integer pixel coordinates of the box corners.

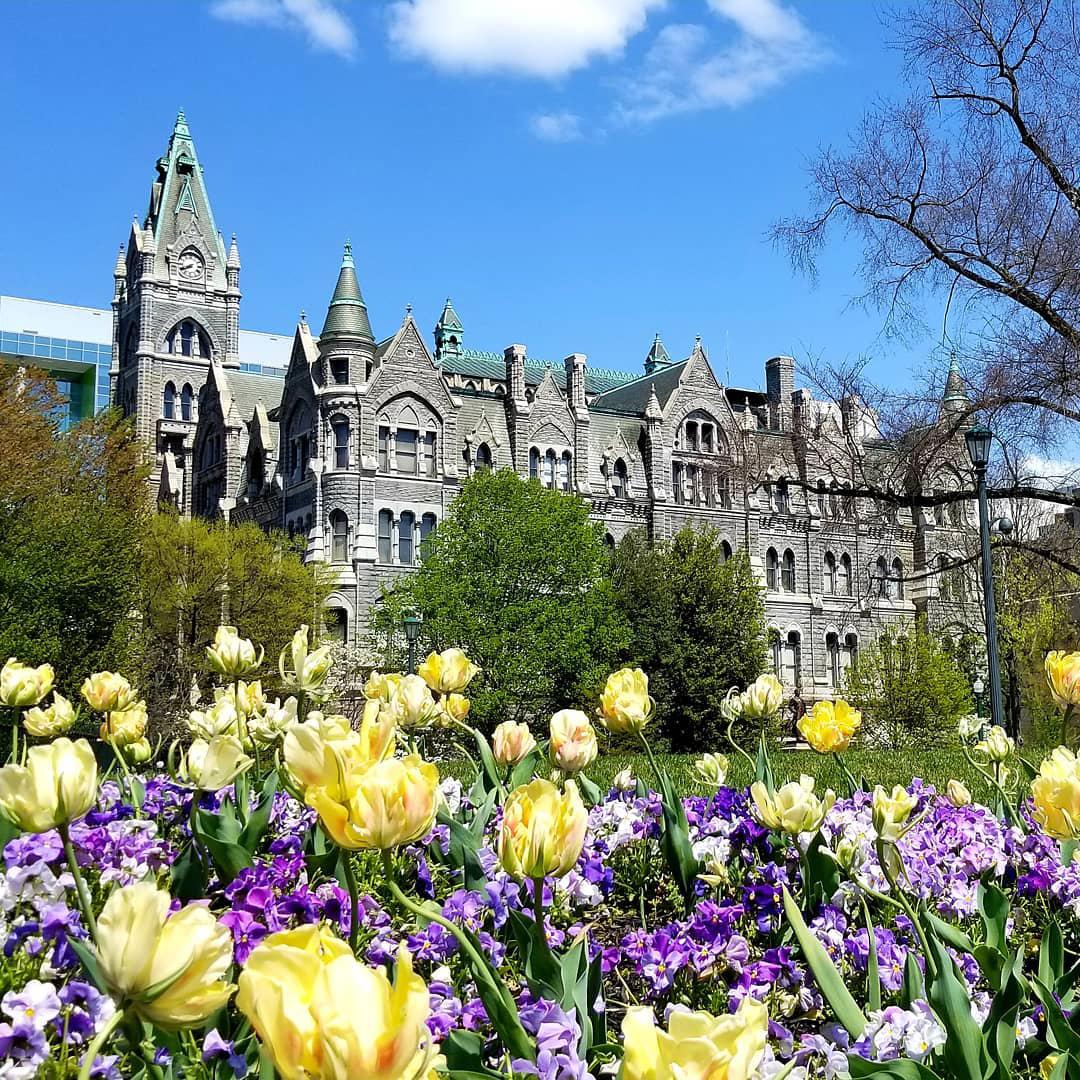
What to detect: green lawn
<box><xmin>441</xmin><ymin>744</ymin><xmax>1046</xmax><ymax>799</ymax></box>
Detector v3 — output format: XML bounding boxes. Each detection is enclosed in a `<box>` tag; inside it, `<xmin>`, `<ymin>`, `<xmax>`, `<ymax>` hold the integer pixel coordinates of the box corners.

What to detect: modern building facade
<box><xmin>6</xmin><ymin>111</ymin><xmax>981</xmax><ymax>699</ymax></box>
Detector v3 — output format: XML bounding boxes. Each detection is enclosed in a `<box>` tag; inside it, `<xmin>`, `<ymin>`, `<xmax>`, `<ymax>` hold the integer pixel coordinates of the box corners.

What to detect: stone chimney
<box><xmin>765</xmin><ymin>355</ymin><xmax>795</xmax><ymax>431</ymax></box>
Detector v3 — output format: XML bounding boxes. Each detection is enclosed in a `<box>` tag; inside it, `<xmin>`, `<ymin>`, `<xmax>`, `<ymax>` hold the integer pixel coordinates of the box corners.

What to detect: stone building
<box><xmin>111</xmin><ymin>113</ymin><xmax>981</xmax><ymax>700</ymax></box>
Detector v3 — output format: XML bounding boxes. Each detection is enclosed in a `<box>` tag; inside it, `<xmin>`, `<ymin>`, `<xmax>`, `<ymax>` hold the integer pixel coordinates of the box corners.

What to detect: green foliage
<box><xmin>0</xmin><ymin>368</ymin><xmax>147</xmax><ymax>695</ymax></box>
<box><xmin>383</xmin><ymin>469</ymin><xmax>629</xmax><ymax>732</ymax></box>
<box><xmin>611</xmin><ymin>527</ymin><xmax>768</xmax><ymax>751</ymax></box>
<box><xmin>133</xmin><ymin>513</ymin><xmax>332</xmax><ymax>721</ymax></box>
<box><xmin>843</xmin><ymin>626</ymin><xmax>973</xmax><ymax>748</ymax></box>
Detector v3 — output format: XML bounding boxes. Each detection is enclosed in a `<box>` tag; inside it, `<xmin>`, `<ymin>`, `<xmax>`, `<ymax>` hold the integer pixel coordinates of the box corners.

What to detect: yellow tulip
<box><xmin>123</xmin><ymin>737</ymin><xmax>153</xmax><ymax>765</ymax></box>
<box><xmin>23</xmin><ymin>692</ymin><xmax>76</xmax><ymax>738</ymax></box>
<box><xmin>1042</xmin><ymin>1055</ymin><xmax>1061</xmax><ymax>1080</ymax></box>
<box><xmin>206</xmin><ymin>625</ymin><xmax>263</xmax><ymax>678</ymax></box>
<box><xmin>387</xmin><ymin>674</ymin><xmax>436</xmax><ymax>730</ymax></box>
<box><xmin>283</xmin><ymin>712</ymin><xmax>362</xmax><ymax>796</ymax></box>
<box><xmin>308</xmin><ymin>754</ymin><xmax>440</xmax><ymax>851</ymax></box>
<box><xmin>694</xmin><ymin>753</ymin><xmax>729</xmax><ymax>788</ymax></box>
<box><xmin>80</xmin><ymin>671</ymin><xmax>138</xmax><ymax>713</ymax></box>
<box><xmin>436</xmin><ymin>693</ymin><xmax>471</xmax><ymax>727</ymax></box>
<box><xmin>598</xmin><ymin>667</ymin><xmax>653</xmax><ymax>734</ymax></box>
<box><xmin>1032</xmin><ymin>746</ymin><xmax>1080</xmax><ymax>841</ymax></box>
<box><xmin>739</xmin><ymin>674</ymin><xmax>784</xmax><ymax>720</ymax></box>
<box><xmin>280</xmin><ymin>625</ymin><xmax>334</xmax><ymax>696</ymax></box>
<box><xmin>187</xmin><ymin>696</ymin><xmax>241</xmax><ymax>741</ymax></box>
<box><xmin>750</xmin><ymin>775</ymin><xmax>834</xmax><ymax>836</ymax></box>
<box><xmin>976</xmin><ymin>725</ymin><xmax>1014</xmax><ymax>763</ymax></box>
<box><xmin>0</xmin><ymin>737</ymin><xmax>98</xmax><ymax>832</ymax></box>
<box><xmin>249</xmin><ymin>696</ymin><xmax>298</xmax><ymax>747</ymax></box>
<box><xmin>549</xmin><ymin>710</ymin><xmax>598</xmax><ymax>774</ymax></box>
<box><xmin>363</xmin><ymin>671</ymin><xmax>402</xmax><ymax>703</ymax></box>
<box><xmin>498</xmin><ymin>778</ymin><xmax>587</xmax><ymax>881</ymax></box>
<box><xmin>492</xmin><ymin>721</ymin><xmax>536</xmax><ymax>767</ymax></box>
<box><xmin>418</xmin><ymin>648</ymin><xmax>479</xmax><ymax>694</ymax></box>
<box><xmin>798</xmin><ymin>699</ymin><xmax>861</xmax><ymax>753</ymax></box>
<box><xmin>95</xmin><ymin>880</ymin><xmax>234</xmax><ymax>1028</ymax></box>
<box><xmin>180</xmin><ymin>735</ymin><xmax>253</xmax><ymax>791</ymax></box>
<box><xmin>237</xmin><ymin>933</ymin><xmax>433</xmax><ymax>1080</ymax></box>
<box><xmin>357</xmin><ymin>699</ymin><xmax>397</xmax><ymax>763</ymax></box>
<box><xmin>1046</xmin><ymin>651</ymin><xmax>1080</xmax><ymax>709</ymax></box>
<box><xmin>0</xmin><ymin>659</ymin><xmax>54</xmax><ymax>708</ymax></box>
<box><xmin>237</xmin><ymin>925</ymin><xmax>351</xmax><ymax>1080</ymax></box>
<box><xmin>946</xmin><ymin>779</ymin><xmax>971</xmax><ymax>808</ymax></box>
<box><xmin>99</xmin><ymin>701</ymin><xmax>148</xmax><ymax>748</ymax></box>
<box><xmin>872</xmin><ymin>784</ymin><xmax>919</xmax><ymax>842</ymax></box>
<box><xmin>620</xmin><ymin>996</ymin><xmax>769</xmax><ymax>1080</ymax></box>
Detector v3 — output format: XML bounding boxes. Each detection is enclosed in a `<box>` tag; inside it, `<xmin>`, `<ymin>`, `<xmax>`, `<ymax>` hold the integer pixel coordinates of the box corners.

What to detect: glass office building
<box><xmin>0</xmin><ymin>297</ymin><xmax>112</xmax><ymax>430</ymax></box>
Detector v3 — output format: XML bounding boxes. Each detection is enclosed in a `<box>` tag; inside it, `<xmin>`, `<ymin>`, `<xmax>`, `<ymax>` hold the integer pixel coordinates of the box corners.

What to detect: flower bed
<box><xmin>0</xmin><ymin>637</ymin><xmax>1079</xmax><ymax>1079</ymax></box>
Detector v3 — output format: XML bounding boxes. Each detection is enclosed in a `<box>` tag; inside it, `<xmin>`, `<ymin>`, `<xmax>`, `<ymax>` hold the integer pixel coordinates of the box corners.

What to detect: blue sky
<box><xmin>0</xmin><ymin>0</ymin><xmax>948</xmax><ymax>391</ymax></box>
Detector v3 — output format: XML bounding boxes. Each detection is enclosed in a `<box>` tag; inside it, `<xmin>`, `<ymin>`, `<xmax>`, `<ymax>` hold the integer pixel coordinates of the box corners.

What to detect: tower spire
<box><xmin>942</xmin><ymin>351</ymin><xmax>968</xmax><ymax>418</ymax></box>
<box><xmin>321</xmin><ymin>240</ymin><xmax>374</xmax><ymax>342</ymax></box>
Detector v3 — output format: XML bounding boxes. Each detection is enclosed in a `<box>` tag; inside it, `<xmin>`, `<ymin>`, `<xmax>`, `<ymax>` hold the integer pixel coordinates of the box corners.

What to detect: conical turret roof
<box><xmin>322</xmin><ymin>241</ymin><xmax>374</xmax><ymax>342</ymax></box>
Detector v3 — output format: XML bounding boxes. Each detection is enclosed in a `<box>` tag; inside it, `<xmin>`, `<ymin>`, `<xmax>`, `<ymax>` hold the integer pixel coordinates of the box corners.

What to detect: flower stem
<box><xmin>531</xmin><ymin>877</ymin><xmax>551</xmax><ymax>955</ymax></box>
<box><xmin>833</xmin><ymin>751</ymin><xmax>859</xmax><ymax>795</ymax></box>
<box><xmin>340</xmin><ymin>849</ymin><xmax>361</xmax><ymax>952</ymax></box>
<box><xmin>60</xmin><ymin>823</ymin><xmax>97</xmax><ymax>944</ymax></box>
<box><xmin>637</xmin><ymin>732</ymin><xmax>663</xmax><ymax>788</ymax></box>
<box><xmin>77</xmin><ymin>1007</ymin><xmax>125</xmax><ymax>1080</ymax></box>
<box><xmin>724</xmin><ymin>717</ymin><xmax>756</xmax><ymax>772</ymax></box>
<box><xmin>9</xmin><ymin>707</ymin><xmax>18</xmax><ymax>765</ymax></box>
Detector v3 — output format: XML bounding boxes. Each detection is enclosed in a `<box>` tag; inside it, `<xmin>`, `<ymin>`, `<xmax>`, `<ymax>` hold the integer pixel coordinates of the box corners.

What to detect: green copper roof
<box><xmin>645</xmin><ymin>333</ymin><xmax>671</xmax><ymax>369</ymax></box>
<box><xmin>436</xmin><ymin>297</ymin><xmax>463</xmax><ymax>332</ymax></box>
<box><xmin>444</xmin><ymin>349</ymin><xmax>636</xmax><ymax>395</ymax></box>
<box><xmin>322</xmin><ymin>241</ymin><xmax>374</xmax><ymax>342</ymax></box>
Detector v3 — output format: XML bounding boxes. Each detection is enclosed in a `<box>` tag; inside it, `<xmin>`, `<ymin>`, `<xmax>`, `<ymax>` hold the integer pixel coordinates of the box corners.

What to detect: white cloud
<box><xmin>615</xmin><ymin>0</ymin><xmax>830</xmax><ymax>123</ymax></box>
<box><xmin>210</xmin><ymin>0</ymin><xmax>357</xmax><ymax>58</ymax></box>
<box><xmin>530</xmin><ymin>111</ymin><xmax>585</xmax><ymax>142</ymax></box>
<box><xmin>386</xmin><ymin>0</ymin><xmax>666</xmax><ymax>78</ymax></box>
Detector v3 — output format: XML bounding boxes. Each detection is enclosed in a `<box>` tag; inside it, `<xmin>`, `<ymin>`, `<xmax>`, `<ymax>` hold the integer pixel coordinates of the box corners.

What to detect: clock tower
<box><xmin>112</xmin><ymin>109</ymin><xmax>241</xmax><ymax>511</ymax></box>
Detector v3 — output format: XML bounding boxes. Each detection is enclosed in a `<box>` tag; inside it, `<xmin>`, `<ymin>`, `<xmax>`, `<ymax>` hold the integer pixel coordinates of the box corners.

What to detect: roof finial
<box><xmin>300</xmin><ymin>309</ymin><xmax>307</xmax><ymax>324</ymax></box>
<box><xmin>174</xmin><ymin>108</ymin><xmax>189</xmax><ymax>136</ymax></box>
<box><xmin>406</xmin><ymin>303</ymin><xmax>413</xmax><ymax>317</ymax></box>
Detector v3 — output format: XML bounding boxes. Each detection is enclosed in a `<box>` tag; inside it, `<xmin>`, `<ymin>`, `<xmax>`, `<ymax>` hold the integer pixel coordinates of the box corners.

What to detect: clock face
<box><xmin>177</xmin><ymin>250</ymin><xmax>204</xmax><ymax>282</ymax></box>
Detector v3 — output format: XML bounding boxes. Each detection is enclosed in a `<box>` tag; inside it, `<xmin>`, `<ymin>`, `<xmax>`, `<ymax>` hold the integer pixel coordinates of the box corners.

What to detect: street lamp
<box><xmin>972</xmin><ymin>676</ymin><xmax>986</xmax><ymax>740</ymax></box>
<box><xmin>402</xmin><ymin>610</ymin><xmax>422</xmax><ymax>675</ymax></box>
<box><xmin>965</xmin><ymin>424</ymin><xmax>1006</xmax><ymax>737</ymax></box>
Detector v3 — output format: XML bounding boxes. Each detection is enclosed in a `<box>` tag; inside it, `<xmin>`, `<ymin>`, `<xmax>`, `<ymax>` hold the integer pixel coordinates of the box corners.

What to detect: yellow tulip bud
<box><xmin>1046</xmin><ymin>651</ymin><xmax>1080</xmax><ymax>710</ymax></box>
<box><xmin>0</xmin><ymin>737</ymin><xmax>97</xmax><ymax>832</ymax></box>
<box><xmin>694</xmin><ymin>753</ymin><xmax>729</xmax><ymax>788</ymax></box>
<box><xmin>438</xmin><ymin>693</ymin><xmax>471</xmax><ymax>727</ymax></box>
<box><xmin>308</xmin><ymin>754</ymin><xmax>440</xmax><ymax>851</ymax></box>
<box><xmin>0</xmin><ymin>659</ymin><xmax>54</xmax><ymax>708</ymax></box>
<box><xmin>123</xmin><ymin>737</ymin><xmax>153</xmax><ymax>765</ymax></box>
<box><xmin>206</xmin><ymin>625</ymin><xmax>263</xmax><ymax>678</ymax></box>
<box><xmin>620</xmin><ymin>996</ymin><xmax>768</xmax><ymax>1080</ymax></box>
<box><xmin>1032</xmin><ymin>746</ymin><xmax>1080</xmax><ymax>841</ymax></box>
<box><xmin>95</xmin><ymin>880</ymin><xmax>234</xmax><ymax>1029</ymax></box>
<box><xmin>739</xmin><ymin>674</ymin><xmax>785</xmax><ymax>720</ymax></box>
<box><xmin>872</xmin><ymin>784</ymin><xmax>919</xmax><ymax>842</ymax></box>
<box><xmin>750</xmin><ymin>775</ymin><xmax>834</xmax><ymax>836</ymax></box>
<box><xmin>23</xmin><ymin>692</ymin><xmax>76</xmax><ymax>738</ymax></box>
<box><xmin>1043</xmin><ymin>1055</ymin><xmax>1061</xmax><ymax>1080</ymax></box>
<box><xmin>237</xmin><ymin>932</ymin><xmax>433</xmax><ymax>1080</ymax></box>
<box><xmin>180</xmin><ymin>735</ymin><xmax>253</xmax><ymax>791</ymax></box>
<box><xmin>549</xmin><ymin>709</ymin><xmax>598</xmax><ymax>774</ymax></box>
<box><xmin>946</xmin><ymin>779</ymin><xmax>971</xmax><ymax>808</ymax></box>
<box><xmin>976</xmin><ymin>725</ymin><xmax>1014</xmax><ymax>763</ymax></box>
<box><xmin>499</xmin><ymin>778</ymin><xmax>588</xmax><ymax>881</ymax></box>
<box><xmin>99</xmin><ymin>701</ymin><xmax>148</xmax><ymax>748</ymax></box>
<box><xmin>80</xmin><ymin>671</ymin><xmax>138</xmax><ymax>713</ymax></box>
<box><xmin>280</xmin><ymin>625</ymin><xmax>334</xmax><ymax>697</ymax></box>
<box><xmin>418</xmin><ymin>648</ymin><xmax>479</xmax><ymax>694</ymax></box>
<box><xmin>613</xmin><ymin>767</ymin><xmax>636</xmax><ymax>792</ymax></box>
<box><xmin>492</xmin><ymin>721</ymin><xmax>536</xmax><ymax>767</ymax></box>
<box><xmin>598</xmin><ymin>667</ymin><xmax>653</xmax><ymax>734</ymax></box>
<box><xmin>798</xmin><ymin>699</ymin><xmax>861</xmax><ymax>753</ymax></box>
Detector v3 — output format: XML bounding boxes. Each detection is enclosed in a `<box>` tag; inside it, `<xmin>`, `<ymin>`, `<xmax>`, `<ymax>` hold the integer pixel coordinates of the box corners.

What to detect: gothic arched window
<box><xmin>331</xmin><ymin>417</ymin><xmax>350</xmax><ymax>470</ymax></box>
<box><xmin>163</xmin><ymin>382</ymin><xmax>176</xmax><ymax>420</ymax></box>
<box><xmin>560</xmin><ymin>451</ymin><xmax>572</xmax><ymax>492</ymax></box>
<box><xmin>765</xmin><ymin>548</ymin><xmax>779</xmax><ymax>590</ymax></box>
<box><xmin>181</xmin><ymin>384</ymin><xmax>194</xmax><ymax>422</ymax></box>
<box><xmin>419</xmin><ymin>513</ymin><xmax>437</xmax><ymax>561</ymax></box>
<box><xmin>612</xmin><ymin>458</ymin><xmax>628</xmax><ymax>499</ymax></box>
<box><xmin>823</xmin><ymin>552</ymin><xmax>837</xmax><ymax>595</ymax></box>
<box><xmin>377</xmin><ymin>510</ymin><xmax>393</xmax><ymax>564</ymax></box>
<box><xmin>838</xmin><ymin>553</ymin><xmax>852</xmax><ymax>596</ymax></box>
<box><xmin>475</xmin><ymin>442</ymin><xmax>492</xmax><ymax>471</ymax></box>
<box><xmin>529</xmin><ymin>447</ymin><xmax>540</xmax><ymax>480</ymax></box>
<box><xmin>892</xmin><ymin>557</ymin><xmax>905</xmax><ymax>600</ymax></box>
<box><xmin>781</xmin><ymin>549</ymin><xmax>796</xmax><ymax>592</ymax></box>
<box><xmin>399</xmin><ymin>511</ymin><xmax>415</xmax><ymax>565</ymax></box>
<box><xmin>329</xmin><ymin>510</ymin><xmax>349</xmax><ymax>563</ymax></box>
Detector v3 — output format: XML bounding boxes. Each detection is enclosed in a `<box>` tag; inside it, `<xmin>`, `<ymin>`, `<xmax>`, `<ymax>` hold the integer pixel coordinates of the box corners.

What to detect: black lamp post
<box><xmin>402</xmin><ymin>610</ymin><xmax>422</xmax><ymax>675</ymax></box>
<box><xmin>964</xmin><ymin>424</ymin><xmax>1006</xmax><ymax>736</ymax></box>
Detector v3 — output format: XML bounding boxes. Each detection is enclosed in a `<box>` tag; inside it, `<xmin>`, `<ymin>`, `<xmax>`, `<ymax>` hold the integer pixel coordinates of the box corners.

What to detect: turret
<box><xmin>644</xmin><ymin>333</ymin><xmax>671</xmax><ymax>376</ymax></box>
<box><xmin>225</xmin><ymin>234</ymin><xmax>241</xmax><ymax>367</ymax></box>
<box><xmin>320</xmin><ymin>241</ymin><xmax>375</xmax><ymax>385</ymax></box>
<box><xmin>433</xmin><ymin>298</ymin><xmax>463</xmax><ymax>367</ymax></box>
<box><xmin>941</xmin><ymin>352</ymin><xmax>969</xmax><ymax>422</ymax></box>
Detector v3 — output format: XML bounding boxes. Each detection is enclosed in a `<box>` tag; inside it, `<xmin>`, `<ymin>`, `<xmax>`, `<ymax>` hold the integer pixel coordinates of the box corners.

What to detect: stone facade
<box><xmin>115</xmin><ymin>115</ymin><xmax>981</xmax><ymax>699</ymax></box>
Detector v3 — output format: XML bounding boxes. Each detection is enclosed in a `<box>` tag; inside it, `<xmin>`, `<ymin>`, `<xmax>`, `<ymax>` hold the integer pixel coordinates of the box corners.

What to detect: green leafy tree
<box><xmin>382</xmin><ymin>469</ymin><xmax>629</xmax><ymax>733</ymax></box>
<box><xmin>0</xmin><ymin>367</ymin><xmax>147</xmax><ymax>696</ymax></box>
<box><xmin>611</xmin><ymin>527</ymin><xmax>768</xmax><ymax>752</ymax></box>
<box><xmin>843</xmin><ymin>625</ymin><xmax>973</xmax><ymax>748</ymax></box>
<box><xmin>134</xmin><ymin>513</ymin><xmax>333</xmax><ymax>720</ymax></box>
